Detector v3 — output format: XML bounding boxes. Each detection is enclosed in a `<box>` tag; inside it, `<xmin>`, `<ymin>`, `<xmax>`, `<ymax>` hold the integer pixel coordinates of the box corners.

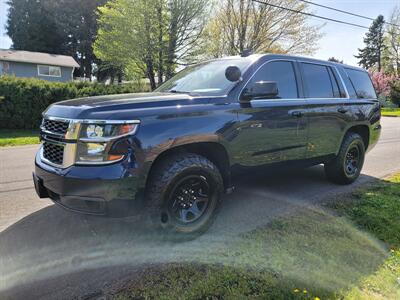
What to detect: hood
<box><xmin>56</xmin><ymin>92</ymin><xmax>198</xmax><ymax>108</ymax></box>
<box><xmin>44</xmin><ymin>92</ymin><xmax>220</xmax><ymax>120</ymax></box>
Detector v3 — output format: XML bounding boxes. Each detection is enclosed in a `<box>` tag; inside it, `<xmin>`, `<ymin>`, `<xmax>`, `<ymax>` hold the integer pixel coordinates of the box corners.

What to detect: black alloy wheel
<box><xmin>344</xmin><ymin>145</ymin><xmax>361</xmax><ymax>176</ymax></box>
<box><xmin>167</xmin><ymin>175</ymin><xmax>210</xmax><ymax>224</ymax></box>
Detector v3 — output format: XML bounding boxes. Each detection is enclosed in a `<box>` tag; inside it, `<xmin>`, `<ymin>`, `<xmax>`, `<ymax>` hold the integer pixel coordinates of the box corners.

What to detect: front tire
<box><xmin>324</xmin><ymin>132</ymin><xmax>366</xmax><ymax>185</ymax></box>
<box><xmin>146</xmin><ymin>153</ymin><xmax>223</xmax><ymax>238</ymax></box>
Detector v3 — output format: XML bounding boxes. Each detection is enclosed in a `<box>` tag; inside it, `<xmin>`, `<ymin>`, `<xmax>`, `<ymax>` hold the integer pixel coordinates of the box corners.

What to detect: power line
<box><xmin>252</xmin><ymin>0</ymin><xmax>369</xmax><ymax>30</ymax></box>
<box><xmin>297</xmin><ymin>0</ymin><xmax>400</xmax><ymax>28</ymax></box>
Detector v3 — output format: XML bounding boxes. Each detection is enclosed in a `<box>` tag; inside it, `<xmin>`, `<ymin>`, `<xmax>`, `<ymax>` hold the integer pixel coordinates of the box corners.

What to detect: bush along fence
<box><xmin>0</xmin><ymin>76</ymin><xmax>149</xmax><ymax>129</ymax></box>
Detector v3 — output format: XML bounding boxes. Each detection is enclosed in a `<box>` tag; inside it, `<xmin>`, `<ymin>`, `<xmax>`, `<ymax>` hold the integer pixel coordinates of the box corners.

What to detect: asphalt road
<box><xmin>0</xmin><ymin>117</ymin><xmax>399</xmax><ymax>299</ymax></box>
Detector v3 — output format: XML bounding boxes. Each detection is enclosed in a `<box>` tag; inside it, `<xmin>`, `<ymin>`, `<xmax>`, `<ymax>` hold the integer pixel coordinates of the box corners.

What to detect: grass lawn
<box><xmin>381</xmin><ymin>108</ymin><xmax>400</xmax><ymax>117</ymax></box>
<box><xmin>114</xmin><ymin>174</ymin><xmax>400</xmax><ymax>300</ymax></box>
<box><xmin>0</xmin><ymin>130</ymin><xmax>40</xmax><ymax>147</ymax></box>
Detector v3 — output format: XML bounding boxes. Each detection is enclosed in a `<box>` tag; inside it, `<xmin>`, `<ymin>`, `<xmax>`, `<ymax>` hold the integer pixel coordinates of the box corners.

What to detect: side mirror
<box><xmin>242</xmin><ymin>81</ymin><xmax>279</xmax><ymax>100</ymax></box>
<box><xmin>225</xmin><ymin>66</ymin><xmax>242</xmax><ymax>82</ymax></box>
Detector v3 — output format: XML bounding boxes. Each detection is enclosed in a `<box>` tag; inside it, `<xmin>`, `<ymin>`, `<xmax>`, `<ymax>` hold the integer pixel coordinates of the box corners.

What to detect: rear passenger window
<box><xmin>301</xmin><ymin>63</ymin><xmax>340</xmax><ymax>98</ymax></box>
<box><xmin>246</xmin><ymin>61</ymin><xmax>298</xmax><ymax>99</ymax></box>
<box><xmin>345</xmin><ymin>68</ymin><xmax>377</xmax><ymax>99</ymax></box>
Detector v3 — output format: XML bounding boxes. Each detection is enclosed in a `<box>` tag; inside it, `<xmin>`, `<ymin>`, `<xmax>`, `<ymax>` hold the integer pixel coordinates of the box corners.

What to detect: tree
<box><xmin>95</xmin><ymin>61</ymin><xmax>125</xmax><ymax>84</ymax></box>
<box><xmin>94</xmin><ymin>0</ymin><xmax>160</xmax><ymax>90</ymax></box>
<box><xmin>94</xmin><ymin>0</ymin><xmax>210</xmax><ymax>89</ymax></box>
<box><xmin>165</xmin><ymin>0</ymin><xmax>209</xmax><ymax>79</ymax></box>
<box><xmin>6</xmin><ymin>0</ymin><xmax>106</xmax><ymax>79</ymax></box>
<box><xmin>355</xmin><ymin>15</ymin><xmax>386</xmax><ymax>71</ymax></box>
<box><xmin>201</xmin><ymin>0</ymin><xmax>322</xmax><ymax>58</ymax></box>
<box><xmin>328</xmin><ymin>57</ymin><xmax>343</xmax><ymax>64</ymax></box>
<box><xmin>53</xmin><ymin>0</ymin><xmax>108</xmax><ymax>78</ymax></box>
<box><xmin>368</xmin><ymin>70</ymin><xmax>396</xmax><ymax>98</ymax></box>
<box><xmin>383</xmin><ymin>6</ymin><xmax>400</xmax><ymax>76</ymax></box>
<box><xmin>389</xmin><ymin>80</ymin><xmax>400</xmax><ymax>106</ymax></box>
<box><xmin>6</xmin><ymin>0</ymin><xmax>65</xmax><ymax>54</ymax></box>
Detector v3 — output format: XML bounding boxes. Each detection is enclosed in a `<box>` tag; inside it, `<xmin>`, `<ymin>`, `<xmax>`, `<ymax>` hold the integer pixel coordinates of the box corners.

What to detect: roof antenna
<box><xmin>240</xmin><ymin>49</ymin><xmax>252</xmax><ymax>57</ymax></box>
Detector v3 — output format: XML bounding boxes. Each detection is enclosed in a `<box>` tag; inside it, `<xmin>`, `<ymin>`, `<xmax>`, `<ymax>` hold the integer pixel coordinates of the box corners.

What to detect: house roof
<box><xmin>0</xmin><ymin>49</ymin><xmax>80</xmax><ymax>68</ymax></box>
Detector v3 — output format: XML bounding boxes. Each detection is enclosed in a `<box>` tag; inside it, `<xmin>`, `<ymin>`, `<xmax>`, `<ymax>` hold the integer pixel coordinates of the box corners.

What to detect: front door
<box><xmin>233</xmin><ymin>60</ymin><xmax>308</xmax><ymax>167</ymax></box>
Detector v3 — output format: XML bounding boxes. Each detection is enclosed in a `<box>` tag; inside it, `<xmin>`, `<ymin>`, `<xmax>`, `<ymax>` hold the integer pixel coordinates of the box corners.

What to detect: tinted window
<box><xmin>345</xmin><ymin>68</ymin><xmax>377</xmax><ymax>99</ymax></box>
<box><xmin>245</xmin><ymin>61</ymin><xmax>298</xmax><ymax>99</ymax></box>
<box><xmin>302</xmin><ymin>63</ymin><xmax>337</xmax><ymax>98</ymax></box>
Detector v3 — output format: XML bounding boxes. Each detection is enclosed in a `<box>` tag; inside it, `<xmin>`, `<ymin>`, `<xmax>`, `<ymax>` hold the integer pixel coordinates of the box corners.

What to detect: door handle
<box><xmin>338</xmin><ymin>107</ymin><xmax>348</xmax><ymax>114</ymax></box>
<box><xmin>291</xmin><ymin>111</ymin><xmax>303</xmax><ymax>118</ymax></box>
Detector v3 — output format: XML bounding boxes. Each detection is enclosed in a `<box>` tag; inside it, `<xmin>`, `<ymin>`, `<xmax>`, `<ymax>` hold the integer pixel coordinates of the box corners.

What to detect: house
<box><xmin>0</xmin><ymin>49</ymin><xmax>79</xmax><ymax>82</ymax></box>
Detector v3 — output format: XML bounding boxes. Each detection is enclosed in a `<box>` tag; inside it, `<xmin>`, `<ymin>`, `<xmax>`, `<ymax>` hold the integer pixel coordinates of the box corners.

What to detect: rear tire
<box><xmin>324</xmin><ymin>132</ymin><xmax>365</xmax><ymax>185</ymax></box>
<box><xmin>146</xmin><ymin>153</ymin><xmax>223</xmax><ymax>239</ymax></box>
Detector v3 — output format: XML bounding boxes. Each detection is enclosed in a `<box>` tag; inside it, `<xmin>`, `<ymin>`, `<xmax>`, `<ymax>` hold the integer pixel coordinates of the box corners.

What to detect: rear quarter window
<box><xmin>345</xmin><ymin>68</ymin><xmax>377</xmax><ymax>99</ymax></box>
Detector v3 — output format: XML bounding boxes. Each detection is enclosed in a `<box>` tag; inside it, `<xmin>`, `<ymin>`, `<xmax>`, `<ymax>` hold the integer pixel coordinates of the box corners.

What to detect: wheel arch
<box><xmin>345</xmin><ymin>124</ymin><xmax>370</xmax><ymax>150</ymax></box>
<box><xmin>144</xmin><ymin>142</ymin><xmax>232</xmax><ymax>194</ymax></box>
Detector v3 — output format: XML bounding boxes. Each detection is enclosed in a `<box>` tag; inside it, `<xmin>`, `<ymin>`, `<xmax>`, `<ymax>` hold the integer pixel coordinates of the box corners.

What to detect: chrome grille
<box><xmin>42</xmin><ymin>119</ymin><xmax>70</xmax><ymax>135</ymax></box>
<box><xmin>43</xmin><ymin>142</ymin><xmax>64</xmax><ymax>165</ymax></box>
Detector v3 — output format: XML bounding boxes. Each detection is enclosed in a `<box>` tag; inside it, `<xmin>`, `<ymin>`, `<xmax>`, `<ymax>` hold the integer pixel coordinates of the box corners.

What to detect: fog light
<box><xmin>76</xmin><ymin>142</ymin><xmax>107</xmax><ymax>163</ymax></box>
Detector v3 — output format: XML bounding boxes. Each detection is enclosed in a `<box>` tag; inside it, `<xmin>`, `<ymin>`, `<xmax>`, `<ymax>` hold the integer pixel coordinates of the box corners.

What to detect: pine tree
<box><xmin>6</xmin><ymin>0</ymin><xmax>65</xmax><ymax>54</ymax></box>
<box><xmin>355</xmin><ymin>15</ymin><xmax>386</xmax><ymax>71</ymax></box>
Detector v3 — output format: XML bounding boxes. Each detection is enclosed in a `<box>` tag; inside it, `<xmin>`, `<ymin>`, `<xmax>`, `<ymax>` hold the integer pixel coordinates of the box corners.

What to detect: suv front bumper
<box><xmin>33</xmin><ymin>151</ymin><xmax>146</xmax><ymax>217</ymax></box>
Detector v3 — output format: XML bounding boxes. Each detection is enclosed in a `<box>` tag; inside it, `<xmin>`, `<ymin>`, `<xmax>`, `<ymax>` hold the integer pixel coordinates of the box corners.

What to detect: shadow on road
<box><xmin>0</xmin><ymin>165</ymin><xmax>387</xmax><ymax>299</ymax></box>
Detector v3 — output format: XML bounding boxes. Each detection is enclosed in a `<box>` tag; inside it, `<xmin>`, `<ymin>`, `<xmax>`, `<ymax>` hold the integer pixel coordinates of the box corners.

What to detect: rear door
<box><xmin>233</xmin><ymin>60</ymin><xmax>309</xmax><ymax>166</ymax></box>
<box><xmin>299</xmin><ymin>62</ymin><xmax>350</xmax><ymax>158</ymax></box>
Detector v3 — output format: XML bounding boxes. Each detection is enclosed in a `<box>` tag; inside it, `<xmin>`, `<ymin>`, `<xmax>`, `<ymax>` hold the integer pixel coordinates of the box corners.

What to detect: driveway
<box><xmin>1</xmin><ymin>117</ymin><xmax>399</xmax><ymax>299</ymax></box>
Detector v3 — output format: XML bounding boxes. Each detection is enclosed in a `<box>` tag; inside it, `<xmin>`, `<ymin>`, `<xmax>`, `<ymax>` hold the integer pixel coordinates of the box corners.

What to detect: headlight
<box><xmin>79</xmin><ymin>123</ymin><xmax>138</xmax><ymax>141</ymax></box>
<box><xmin>75</xmin><ymin>121</ymin><xmax>139</xmax><ymax>164</ymax></box>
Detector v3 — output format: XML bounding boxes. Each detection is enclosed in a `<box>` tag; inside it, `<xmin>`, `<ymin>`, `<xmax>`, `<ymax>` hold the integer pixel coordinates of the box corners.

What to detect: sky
<box><xmin>307</xmin><ymin>0</ymin><xmax>398</xmax><ymax>65</ymax></box>
<box><xmin>0</xmin><ymin>0</ymin><xmax>398</xmax><ymax>67</ymax></box>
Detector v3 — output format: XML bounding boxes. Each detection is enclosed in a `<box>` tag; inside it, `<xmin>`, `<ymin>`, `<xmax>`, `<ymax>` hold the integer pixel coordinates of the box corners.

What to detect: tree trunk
<box><xmin>117</xmin><ymin>72</ymin><xmax>122</xmax><ymax>84</ymax></box>
<box><xmin>166</xmin><ymin>2</ymin><xmax>178</xmax><ymax>80</ymax></box>
<box><xmin>157</xmin><ymin>3</ymin><xmax>164</xmax><ymax>86</ymax></box>
<box><xmin>378</xmin><ymin>29</ymin><xmax>383</xmax><ymax>72</ymax></box>
<box><xmin>166</xmin><ymin>33</ymin><xmax>177</xmax><ymax>79</ymax></box>
<box><xmin>378</xmin><ymin>42</ymin><xmax>382</xmax><ymax>72</ymax></box>
<box><xmin>146</xmin><ymin>58</ymin><xmax>157</xmax><ymax>90</ymax></box>
<box><xmin>85</xmin><ymin>56</ymin><xmax>93</xmax><ymax>81</ymax></box>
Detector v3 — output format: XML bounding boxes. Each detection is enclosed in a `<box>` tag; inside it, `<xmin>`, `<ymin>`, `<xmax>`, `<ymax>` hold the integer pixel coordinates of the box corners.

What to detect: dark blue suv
<box><xmin>33</xmin><ymin>54</ymin><xmax>381</xmax><ymax>236</ymax></box>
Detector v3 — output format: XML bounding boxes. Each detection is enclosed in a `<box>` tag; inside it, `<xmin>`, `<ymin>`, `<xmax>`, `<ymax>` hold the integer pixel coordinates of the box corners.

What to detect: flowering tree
<box><xmin>368</xmin><ymin>71</ymin><xmax>397</xmax><ymax>97</ymax></box>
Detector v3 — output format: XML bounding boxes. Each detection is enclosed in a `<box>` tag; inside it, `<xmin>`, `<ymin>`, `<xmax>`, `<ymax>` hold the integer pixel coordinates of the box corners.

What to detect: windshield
<box><xmin>155</xmin><ymin>59</ymin><xmax>252</xmax><ymax>96</ymax></box>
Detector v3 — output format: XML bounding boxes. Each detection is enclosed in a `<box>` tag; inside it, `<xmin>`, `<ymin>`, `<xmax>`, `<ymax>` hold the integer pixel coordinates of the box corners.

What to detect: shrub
<box><xmin>0</xmin><ymin>76</ymin><xmax>149</xmax><ymax>129</ymax></box>
<box><xmin>368</xmin><ymin>71</ymin><xmax>396</xmax><ymax>98</ymax></box>
<box><xmin>389</xmin><ymin>80</ymin><xmax>400</xmax><ymax>106</ymax></box>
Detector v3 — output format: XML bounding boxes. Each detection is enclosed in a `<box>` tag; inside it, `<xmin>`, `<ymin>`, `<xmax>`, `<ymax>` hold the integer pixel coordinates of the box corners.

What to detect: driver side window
<box><xmin>245</xmin><ymin>61</ymin><xmax>299</xmax><ymax>99</ymax></box>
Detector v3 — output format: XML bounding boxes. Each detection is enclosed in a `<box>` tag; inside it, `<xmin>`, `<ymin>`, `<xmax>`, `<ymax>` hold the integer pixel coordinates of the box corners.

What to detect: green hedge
<box><xmin>0</xmin><ymin>76</ymin><xmax>149</xmax><ymax>129</ymax></box>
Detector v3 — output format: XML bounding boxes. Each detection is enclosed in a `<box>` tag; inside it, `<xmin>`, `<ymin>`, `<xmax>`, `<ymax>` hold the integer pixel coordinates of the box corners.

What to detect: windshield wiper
<box><xmin>168</xmin><ymin>89</ymin><xmax>202</xmax><ymax>96</ymax></box>
<box><xmin>168</xmin><ymin>89</ymin><xmax>190</xmax><ymax>94</ymax></box>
